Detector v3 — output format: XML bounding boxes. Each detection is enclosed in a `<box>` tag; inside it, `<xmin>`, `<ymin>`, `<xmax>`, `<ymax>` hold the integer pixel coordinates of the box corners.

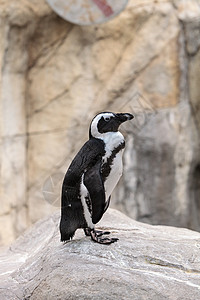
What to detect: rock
<box><xmin>0</xmin><ymin>0</ymin><xmax>200</xmax><ymax>246</ymax></box>
<box><xmin>114</xmin><ymin>103</ymin><xmax>200</xmax><ymax>228</ymax></box>
<box><xmin>1</xmin><ymin>209</ymin><xmax>200</xmax><ymax>300</ymax></box>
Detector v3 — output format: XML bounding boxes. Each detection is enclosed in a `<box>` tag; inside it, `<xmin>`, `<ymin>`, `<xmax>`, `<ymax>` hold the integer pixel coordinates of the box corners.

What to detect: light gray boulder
<box><xmin>0</xmin><ymin>209</ymin><xmax>200</xmax><ymax>300</ymax></box>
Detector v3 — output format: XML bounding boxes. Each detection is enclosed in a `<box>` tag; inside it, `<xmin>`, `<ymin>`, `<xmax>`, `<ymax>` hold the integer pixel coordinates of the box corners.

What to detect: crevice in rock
<box><xmin>29</xmin><ymin>26</ymin><xmax>74</xmax><ymax>70</ymax></box>
<box><xmin>105</xmin><ymin>34</ymin><xmax>179</xmax><ymax>108</ymax></box>
<box><xmin>26</xmin><ymin>12</ymin><xmax>74</xmax><ymax>70</ymax></box>
<box><xmin>189</xmin><ymin>164</ymin><xmax>200</xmax><ymax>230</ymax></box>
<box><xmin>145</xmin><ymin>256</ymin><xmax>200</xmax><ymax>274</ymax></box>
<box><xmin>193</xmin><ymin>164</ymin><xmax>200</xmax><ymax>210</ymax></box>
<box><xmin>27</xmin><ymin>87</ymin><xmax>70</xmax><ymax>117</ymax></box>
<box><xmin>0</xmin><ymin>127</ymin><xmax>69</xmax><ymax>141</ymax></box>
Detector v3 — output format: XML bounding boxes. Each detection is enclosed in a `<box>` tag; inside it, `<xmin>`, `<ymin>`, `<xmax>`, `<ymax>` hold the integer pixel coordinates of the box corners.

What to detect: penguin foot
<box><xmin>90</xmin><ymin>229</ymin><xmax>118</xmax><ymax>245</ymax></box>
<box><xmin>84</xmin><ymin>228</ymin><xmax>110</xmax><ymax>237</ymax></box>
<box><xmin>95</xmin><ymin>230</ymin><xmax>111</xmax><ymax>237</ymax></box>
<box><xmin>84</xmin><ymin>228</ymin><xmax>92</xmax><ymax>236</ymax></box>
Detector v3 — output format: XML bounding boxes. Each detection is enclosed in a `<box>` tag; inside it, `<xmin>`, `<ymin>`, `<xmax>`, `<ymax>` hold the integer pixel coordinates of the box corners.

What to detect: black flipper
<box><xmin>83</xmin><ymin>160</ymin><xmax>106</xmax><ymax>224</ymax></box>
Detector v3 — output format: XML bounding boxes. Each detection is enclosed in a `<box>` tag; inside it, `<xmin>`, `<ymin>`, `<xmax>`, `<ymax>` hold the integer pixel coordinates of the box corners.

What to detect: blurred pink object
<box><xmin>92</xmin><ymin>0</ymin><xmax>114</xmax><ymax>17</ymax></box>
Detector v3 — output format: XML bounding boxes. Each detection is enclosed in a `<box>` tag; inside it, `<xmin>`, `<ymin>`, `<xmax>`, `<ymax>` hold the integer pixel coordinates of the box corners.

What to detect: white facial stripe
<box><xmin>90</xmin><ymin>113</ymin><xmax>114</xmax><ymax>138</ymax></box>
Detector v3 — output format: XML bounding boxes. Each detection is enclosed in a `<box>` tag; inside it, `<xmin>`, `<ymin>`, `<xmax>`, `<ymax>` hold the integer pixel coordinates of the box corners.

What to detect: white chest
<box><xmin>101</xmin><ymin>131</ymin><xmax>124</xmax><ymax>160</ymax></box>
<box><xmin>104</xmin><ymin>149</ymin><xmax>124</xmax><ymax>200</ymax></box>
<box><xmin>100</xmin><ymin>131</ymin><xmax>125</xmax><ymax>200</ymax></box>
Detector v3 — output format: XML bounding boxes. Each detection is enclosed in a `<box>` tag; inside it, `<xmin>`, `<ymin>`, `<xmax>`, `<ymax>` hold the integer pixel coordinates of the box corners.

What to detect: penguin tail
<box><xmin>59</xmin><ymin>217</ymin><xmax>76</xmax><ymax>242</ymax></box>
<box><xmin>60</xmin><ymin>231</ymin><xmax>75</xmax><ymax>242</ymax></box>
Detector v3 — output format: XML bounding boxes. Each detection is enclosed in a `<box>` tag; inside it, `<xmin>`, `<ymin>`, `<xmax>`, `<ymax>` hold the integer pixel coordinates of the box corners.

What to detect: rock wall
<box><xmin>0</xmin><ymin>0</ymin><xmax>200</xmax><ymax>246</ymax></box>
<box><xmin>1</xmin><ymin>209</ymin><xmax>200</xmax><ymax>300</ymax></box>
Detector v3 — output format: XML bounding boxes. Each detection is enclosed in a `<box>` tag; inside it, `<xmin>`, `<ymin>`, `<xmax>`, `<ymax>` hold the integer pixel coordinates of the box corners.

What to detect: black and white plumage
<box><xmin>60</xmin><ymin>112</ymin><xmax>133</xmax><ymax>244</ymax></box>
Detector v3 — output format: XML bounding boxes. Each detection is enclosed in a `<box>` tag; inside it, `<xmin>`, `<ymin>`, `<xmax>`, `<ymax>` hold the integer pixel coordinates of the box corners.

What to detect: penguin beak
<box><xmin>115</xmin><ymin>113</ymin><xmax>134</xmax><ymax>123</ymax></box>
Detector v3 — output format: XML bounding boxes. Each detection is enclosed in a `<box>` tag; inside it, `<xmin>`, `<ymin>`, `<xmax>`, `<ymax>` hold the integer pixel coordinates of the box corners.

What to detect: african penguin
<box><xmin>60</xmin><ymin>112</ymin><xmax>134</xmax><ymax>244</ymax></box>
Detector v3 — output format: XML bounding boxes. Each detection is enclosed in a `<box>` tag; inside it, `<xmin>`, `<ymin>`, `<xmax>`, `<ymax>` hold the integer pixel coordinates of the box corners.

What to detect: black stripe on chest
<box><xmin>101</xmin><ymin>141</ymin><xmax>125</xmax><ymax>182</ymax></box>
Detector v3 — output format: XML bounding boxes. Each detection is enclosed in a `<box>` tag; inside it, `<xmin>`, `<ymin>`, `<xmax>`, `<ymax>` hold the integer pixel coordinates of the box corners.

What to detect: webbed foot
<box><xmin>90</xmin><ymin>229</ymin><xmax>118</xmax><ymax>245</ymax></box>
<box><xmin>84</xmin><ymin>228</ymin><xmax>110</xmax><ymax>237</ymax></box>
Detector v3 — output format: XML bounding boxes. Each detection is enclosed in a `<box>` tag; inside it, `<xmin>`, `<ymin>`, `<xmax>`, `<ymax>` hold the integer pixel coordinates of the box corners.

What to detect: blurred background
<box><xmin>0</xmin><ymin>0</ymin><xmax>200</xmax><ymax>246</ymax></box>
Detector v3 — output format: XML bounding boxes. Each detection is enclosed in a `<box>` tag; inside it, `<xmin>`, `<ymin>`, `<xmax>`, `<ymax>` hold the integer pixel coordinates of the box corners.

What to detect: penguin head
<box><xmin>89</xmin><ymin>112</ymin><xmax>134</xmax><ymax>138</ymax></box>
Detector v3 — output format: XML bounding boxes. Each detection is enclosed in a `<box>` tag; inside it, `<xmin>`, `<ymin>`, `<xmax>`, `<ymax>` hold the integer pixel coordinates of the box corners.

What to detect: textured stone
<box><xmin>1</xmin><ymin>209</ymin><xmax>200</xmax><ymax>300</ymax></box>
<box><xmin>189</xmin><ymin>47</ymin><xmax>200</xmax><ymax>133</ymax></box>
<box><xmin>0</xmin><ymin>0</ymin><xmax>200</xmax><ymax>246</ymax></box>
<box><xmin>113</xmin><ymin>103</ymin><xmax>200</xmax><ymax>228</ymax></box>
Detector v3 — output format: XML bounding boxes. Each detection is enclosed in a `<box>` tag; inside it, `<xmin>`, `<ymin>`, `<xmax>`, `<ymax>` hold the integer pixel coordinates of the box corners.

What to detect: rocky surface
<box><xmin>1</xmin><ymin>209</ymin><xmax>200</xmax><ymax>300</ymax></box>
<box><xmin>0</xmin><ymin>0</ymin><xmax>200</xmax><ymax>246</ymax></box>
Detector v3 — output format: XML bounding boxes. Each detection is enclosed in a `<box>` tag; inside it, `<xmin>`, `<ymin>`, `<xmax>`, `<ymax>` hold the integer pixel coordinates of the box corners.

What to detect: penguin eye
<box><xmin>105</xmin><ymin>116</ymin><xmax>111</xmax><ymax>122</ymax></box>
